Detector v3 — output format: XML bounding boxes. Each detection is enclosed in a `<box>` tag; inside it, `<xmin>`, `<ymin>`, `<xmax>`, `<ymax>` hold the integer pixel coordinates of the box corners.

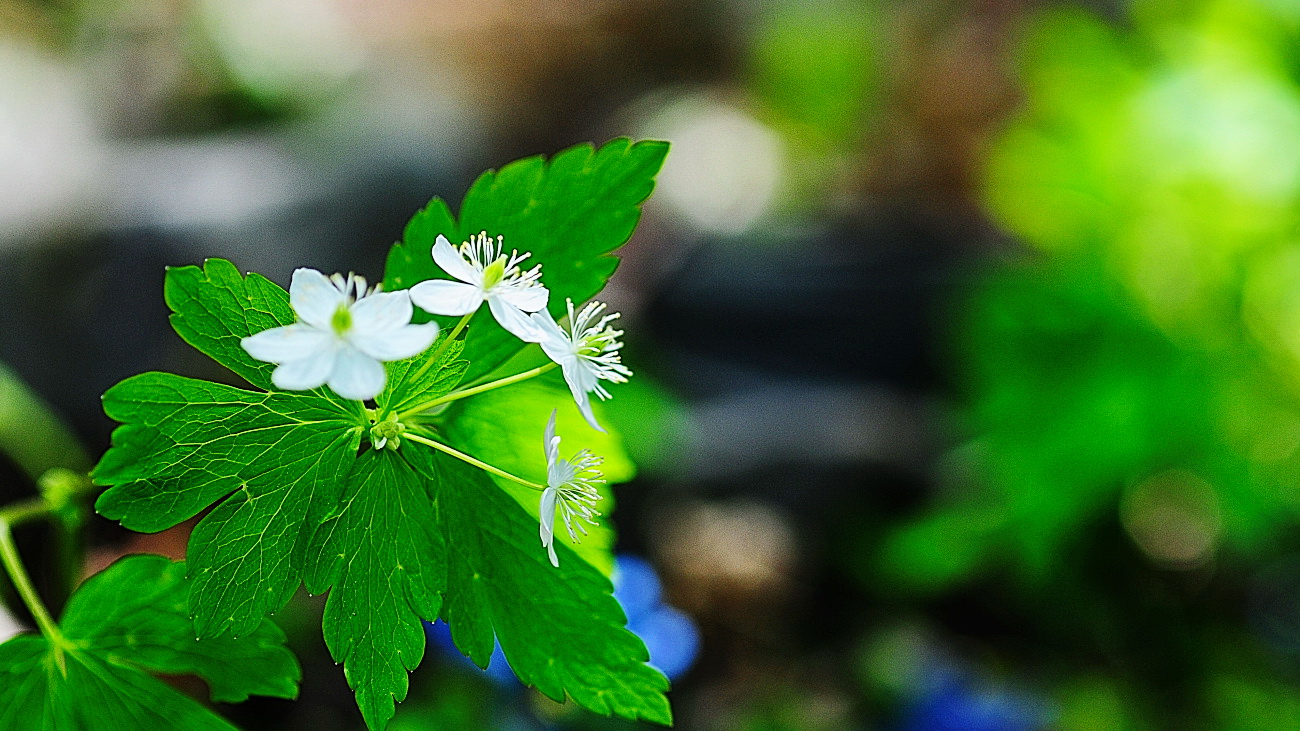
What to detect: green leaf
<box><xmin>303</xmin><ymin>450</ymin><xmax>446</xmax><ymax>731</ymax></box>
<box><xmin>164</xmin><ymin>258</ymin><xmax>296</xmax><ymax>391</ymax></box>
<box><xmin>93</xmin><ymin>372</ymin><xmax>363</xmax><ymax>638</ymax></box>
<box><xmin>64</xmin><ymin>554</ymin><xmax>300</xmax><ymax>703</ymax></box>
<box><xmin>384</xmin><ymin>138</ymin><xmax>669</xmax><ymax>382</ymax></box>
<box><xmin>433</xmin><ymin>455</ymin><xmax>671</xmax><ymax>724</ymax></box>
<box><xmin>443</xmin><ymin>376</ymin><xmax>636</xmax><ymax>575</ymax></box>
<box><xmin>0</xmin><ymin>555</ymin><xmax>299</xmax><ymax>731</ymax></box>
<box><xmin>376</xmin><ymin>336</ymin><xmax>469</xmax><ymax>416</ymax></box>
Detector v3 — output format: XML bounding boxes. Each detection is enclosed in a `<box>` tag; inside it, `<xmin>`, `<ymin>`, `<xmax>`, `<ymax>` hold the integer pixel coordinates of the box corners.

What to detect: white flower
<box><xmin>408</xmin><ymin>232</ymin><xmax>549</xmax><ymax>341</ymax></box>
<box><xmin>242</xmin><ymin>269</ymin><xmax>438</xmax><ymax>400</ymax></box>
<box><xmin>539</xmin><ymin>410</ymin><xmax>604</xmax><ymax>568</ymax></box>
<box><xmin>531</xmin><ymin>299</ymin><xmax>632</xmax><ymax>432</ymax></box>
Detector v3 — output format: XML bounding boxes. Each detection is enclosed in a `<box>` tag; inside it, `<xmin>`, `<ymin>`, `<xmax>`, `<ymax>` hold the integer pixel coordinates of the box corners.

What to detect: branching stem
<box><xmin>0</xmin><ymin>506</ymin><xmax>65</xmax><ymax>648</ymax></box>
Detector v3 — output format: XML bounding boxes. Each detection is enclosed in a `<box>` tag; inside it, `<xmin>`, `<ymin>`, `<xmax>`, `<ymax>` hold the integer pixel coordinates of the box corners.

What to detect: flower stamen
<box><xmin>540</xmin><ymin>410</ymin><xmax>605</xmax><ymax>567</ymax></box>
<box><xmin>530</xmin><ymin>299</ymin><xmax>632</xmax><ymax>431</ymax></box>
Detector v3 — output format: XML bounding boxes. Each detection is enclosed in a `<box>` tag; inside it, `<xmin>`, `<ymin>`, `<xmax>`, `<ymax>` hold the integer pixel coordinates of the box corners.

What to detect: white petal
<box><xmin>540</xmin><ymin>487</ymin><xmax>559</xmax><ymax>567</ymax></box>
<box><xmin>272</xmin><ymin>350</ymin><xmax>336</xmax><ymax>392</ymax></box>
<box><xmin>544</xmin><ymin>409</ymin><xmax>560</xmax><ymax>468</ymax></box>
<box><xmin>540</xmin><ymin>488</ymin><xmax>558</xmax><ymax>543</ymax></box>
<box><xmin>562</xmin><ymin>362</ymin><xmax>605</xmax><ymax>432</ymax></box>
<box><xmin>350</xmin><ymin>290</ymin><xmax>413</xmax><ymax>332</ymax></box>
<box><xmin>242</xmin><ymin>324</ymin><xmax>331</xmax><ymax>364</ymax></box>
<box><xmin>326</xmin><ymin>346</ymin><xmax>387</xmax><ymax>400</ymax></box>
<box><xmin>409</xmin><ymin>279</ymin><xmax>484</xmax><ymax>316</ymax></box>
<box><xmin>432</xmin><ymin>234</ymin><xmax>479</xmax><ymax>284</ymax></box>
<box><xmin>574</xmin><ymin>395</ymin><xmax>603</xmax><ymax>433</ymax></box>
<box><xmin>562</xmin><ymin>358</ymin><xmax>598</xmax><ymax>398</ymax></box>
<box><xmin>496</xmin><ymin>283</ymin><xmax>549</xmax><ymax>313</ymax></box>
<box><xmin>530</xmin><ymin>309</ymin><xmax>572</xmax><ymax>353</ymax></box>
<box><xmin>290</xmin><ymin>268</ymin><xmax>344</xmax><ymax>329</ymax></box>
<box><xmin>349</xmin><ymin>322</ymin><xmax>439</xmax><ymax>360</ymax></box>
<box><xmin>489</xmin><ymin>296</ymin><xmax>542</xmax><ymax>341</ymax></box>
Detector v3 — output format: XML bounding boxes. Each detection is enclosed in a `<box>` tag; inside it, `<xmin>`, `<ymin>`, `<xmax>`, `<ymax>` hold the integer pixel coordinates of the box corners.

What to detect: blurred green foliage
<box><xmin>889</xmin><ymin>0</ymin><xmax>1300</xmax><ymax>589</ymax></box>
<box><xmin>877</xmin><ymin>0</ymin><xmax>1300</xmax><ymax>725</ymax></box>
<box><xmin>747</xmin><ymin>0</ymin><xmax>879</xmax><ymax>207</ymax></box>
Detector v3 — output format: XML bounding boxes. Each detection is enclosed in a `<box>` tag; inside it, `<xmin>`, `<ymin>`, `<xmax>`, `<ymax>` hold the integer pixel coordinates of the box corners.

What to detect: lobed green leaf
<box><xmin>303</xmin><ymin>450</ymin><xmax>446</xmax><ymax>731</ymax></box>
<box><xmin>94</xmin><ymin>373</ymin><xmax>363</xmax><ymax>638</ymax></box>
<box><xmin>164</xmin><ymin>259</ymin><xmax>295</xmax><ymax>391</ymax></box>
<box><xmin>64</xmin><ymin>554</ymin><xmax>300</xmax><ymax>703</ymax></box>
<box><xmin>383</xmin><ymin>138</ymin><xmax>669</xmax><ymax>382</ymax></box>
<box><xmin>0</xmin><ymin>555</ymin><xmax>299</xmax><ymax>731</ymax></box>
<box><xmin>433</xmin><ymin>456</ymin><xmax>671</xmax><ymax>725</ymax></box>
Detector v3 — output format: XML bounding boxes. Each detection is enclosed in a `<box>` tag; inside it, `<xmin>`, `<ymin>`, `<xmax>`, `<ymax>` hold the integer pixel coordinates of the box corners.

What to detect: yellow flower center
<box><xmin>481</xmin><ymin>256</ymin><xmax>508</xmax><ymax>289</ymax></box>
<box><xmin>331</xmin><ymin>304</ymin><xmax>352</xmax><ymax>334</ymax></box>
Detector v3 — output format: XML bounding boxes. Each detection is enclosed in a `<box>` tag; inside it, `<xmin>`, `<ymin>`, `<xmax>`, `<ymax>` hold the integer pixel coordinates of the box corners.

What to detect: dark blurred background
<box><xmin>4</xmin><ymin>0</ymin><xmax>1300</xmax><ymax>728</ymax></box>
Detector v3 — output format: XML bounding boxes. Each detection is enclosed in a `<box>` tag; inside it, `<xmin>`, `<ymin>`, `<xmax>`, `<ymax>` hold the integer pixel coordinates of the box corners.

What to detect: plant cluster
<box><xmin>0</xmin><ymin>138</ymin><xmax>673</xmax><ymax>730</ymax></box>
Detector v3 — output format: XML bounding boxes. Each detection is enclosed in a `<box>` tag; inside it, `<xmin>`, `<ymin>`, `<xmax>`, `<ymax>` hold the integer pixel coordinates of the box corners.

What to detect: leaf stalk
<box><xmin>0</xmin><ymin>508</ymin><xmax>66</xmax><ymax>648</ymax></box>
<box><xmin>398</xmin><ymin>361</ymin><xmax>557</xmax><ymax>420</ymax></box>
<box><xmin>404</xmin><ymin>433</ymin><xmax>545</xmax><ymax>491</ymax></box>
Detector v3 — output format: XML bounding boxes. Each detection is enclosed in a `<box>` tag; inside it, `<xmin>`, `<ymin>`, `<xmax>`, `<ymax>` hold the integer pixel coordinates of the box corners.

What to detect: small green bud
<box><xmin>38</xmin><ymin>467</ymin><xmax>87</xmax><ymax>512</ymax></box>
<box><xmin>370</xmin><ymin>414</ymin><xmax>406</xmax><ymax>451</ymax></box>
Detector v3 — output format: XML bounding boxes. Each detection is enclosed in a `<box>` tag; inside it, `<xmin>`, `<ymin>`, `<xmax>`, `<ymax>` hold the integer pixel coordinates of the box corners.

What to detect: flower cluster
<box><xmin>240</xmin><ymin>231</ymin><xmax>633</xmax><ymax>567</ymax></box>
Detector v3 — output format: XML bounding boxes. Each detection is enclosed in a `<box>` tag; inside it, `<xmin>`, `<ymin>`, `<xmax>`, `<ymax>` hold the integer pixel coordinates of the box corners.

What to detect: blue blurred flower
<box><xmin>424</xmin><ymin>554</ymin><xmax>700</xmax><ymax>685</ymax></box>
<box><xmin>613</xmin><ymin>555</ymin><xmax>700</xmax><ymax>680</ymax></box>
<box><xmin>897</xmin><ymin>665</ymin><xmax>1051</xmax><ymax>731</ymax></box>
<box><xmin>424</xmin><ymin>619</ymin><xmax>517</xmax><ymax>685</ymax></box>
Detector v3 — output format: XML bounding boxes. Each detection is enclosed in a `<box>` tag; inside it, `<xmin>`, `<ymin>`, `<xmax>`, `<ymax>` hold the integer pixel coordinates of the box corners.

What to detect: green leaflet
<box><xmin>296</xmin><ymin>420</ymin><xmax>668</xmax><ymax>731</ymax></box>
<box><xmin>94</xmin><ymin>372</ymin><xmax>363</xmax><ymax>638</ymax></box>
<box><xmin>384</xmin><ymin>138</ymin><xmax>669</xmax><ymax>382</ymax></box>
<box><xmin>63</xmin><ymin>554</ymin><xmax>300</xmax><ymax>703</ymax></box>
<box><xmin>164</xmin><ymin>258</ymin><xmax>354</xmax><ymax>411</ymax></box>
<box><xmin>376</xmin><ymin>336</ymin><xmax>468</xmax><ymax>416</ymax></box>
<box><xmin>302</xmin><ymin>449</ymin><xmax>446</xmax><ymax>731</ymax></box>
<box><xmin>432</xmin><ymin>455</ymin><xmax>672</xmax><ymax>725</ymax></box>
<box><xmin>165</xmin><ymin>258</ymin><xmax>295</xmax><ymax>392</ymax></box>
<box><xmin>0</xmin><ymin>555</ymin><xmax>299</xmax><ymax>731</ymax></box>
<box><xmin>442</xmin><ymin>376</ymin><xmax>635</xmax><ymax>575</ymax></box>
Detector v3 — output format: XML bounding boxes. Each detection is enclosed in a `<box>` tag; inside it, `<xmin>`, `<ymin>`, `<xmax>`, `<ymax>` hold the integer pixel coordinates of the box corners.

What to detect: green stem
<box><xmin>0</xmin><ymin>471</ymin><xmax>95</xmax><ymax>642</ymax></box>
<box><xmin>399</xmin><ymin>362</ymin><xmax>557</xmax><ymax>420</ymax></box>
<box><xmin>0</xmin><ymin>511</ymin><xmax>65</xmax><ymax>647</ymax></box>
<box><xmin>0</xmin><ymin>364</ymin><xmax>95</xmax><ymax>602</ymax></box>
<box><xmin>405</xmin><ymin>433</ymin><xmax>544</xmax><ymax>491</ymax></box>
<box><xmin>35</xmin><ymin>469</ymin><xmax>94</xmax><ymax>601</ymax></box>
<box><xmin>0</xmin><ymin>498</ymin><xmax>50</xmax><ymax>528</ymax></box>
<box><xmin>407</xmin><ymin>312</ymin><xmax>475</xmax><ymax>387</ymax></box>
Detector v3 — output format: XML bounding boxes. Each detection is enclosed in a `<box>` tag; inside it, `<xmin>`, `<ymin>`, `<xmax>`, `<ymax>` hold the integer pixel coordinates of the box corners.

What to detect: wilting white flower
<box><xmin>531</xmin><ymin>299</ymin><xmax>632</xmax><ymax>432</ymax></box>
<box><xmin>540</xmin><ymin>410</ymin><xmax>604</xmax><ymax>568</ymax></box>
<box><xmin>242</xmin><ymin>268</ymin><xmax>438</xmax><ymax>400</ymax></box>
<box><xmin>409</xmin><ymin>232</ymin><xmax>549</xmax><ymax>341</ymax></box>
